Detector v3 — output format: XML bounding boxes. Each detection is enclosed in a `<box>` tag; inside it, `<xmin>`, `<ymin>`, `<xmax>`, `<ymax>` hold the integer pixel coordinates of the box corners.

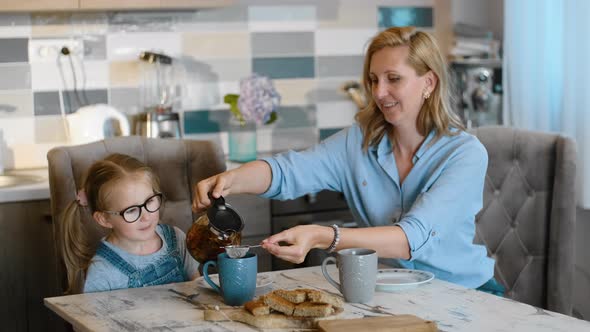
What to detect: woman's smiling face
<box><xmin>369</xmin><ymin>45</ymin><xmax>431</xmax><ymax>128</ymax></box>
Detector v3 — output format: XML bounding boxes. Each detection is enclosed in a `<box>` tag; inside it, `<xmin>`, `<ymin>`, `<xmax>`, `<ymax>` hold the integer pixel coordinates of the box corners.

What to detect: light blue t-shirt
<box><xmin>83</xmin><ymin>225</ymin><xmax>199</xmax><ymax>293</ymax></box>
<box><xmin>261</xmin><ymin>124</ymin><xmax>494</xmax><ymax>288</ymax></box>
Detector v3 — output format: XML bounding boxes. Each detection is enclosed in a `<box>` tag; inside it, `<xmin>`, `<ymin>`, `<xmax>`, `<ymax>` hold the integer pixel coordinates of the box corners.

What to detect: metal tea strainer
<box><xmin>222</xmin><ymin>244</ymin><xmax>261</xmax><ymax>259</ymax></box>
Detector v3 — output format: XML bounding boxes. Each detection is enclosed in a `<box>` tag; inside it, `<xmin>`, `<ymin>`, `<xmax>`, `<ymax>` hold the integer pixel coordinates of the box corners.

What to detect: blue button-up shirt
<box><xmin>261</xmin><ymin>124</ymin><xmax>494</xmax><ymax>288</ymax></box>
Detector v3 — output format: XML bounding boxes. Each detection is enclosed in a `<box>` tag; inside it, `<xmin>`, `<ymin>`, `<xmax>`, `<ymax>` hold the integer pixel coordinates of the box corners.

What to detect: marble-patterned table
<box><xmin>45</xmin><ymin>265</ymin><xmax>590</xmax><ymax>332</ymax></box>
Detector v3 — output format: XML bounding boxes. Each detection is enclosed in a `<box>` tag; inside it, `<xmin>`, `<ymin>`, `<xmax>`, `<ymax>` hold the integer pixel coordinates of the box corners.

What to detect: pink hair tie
<box><xmin>76</xmin><ymin>189</ymin><xmax>88</xmax><ymax>207</ymax></box>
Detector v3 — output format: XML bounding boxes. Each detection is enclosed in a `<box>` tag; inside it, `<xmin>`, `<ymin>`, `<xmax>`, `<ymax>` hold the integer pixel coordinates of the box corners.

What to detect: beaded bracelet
<box><xmin>326</xmin><ymin>224</ymin><xmax>341</xmax><ymax>253</ymax></box>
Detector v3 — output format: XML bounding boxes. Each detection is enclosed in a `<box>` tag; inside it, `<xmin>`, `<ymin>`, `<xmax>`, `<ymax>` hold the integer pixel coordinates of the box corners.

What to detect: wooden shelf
<box><xmin>0</xmin><ymin>0</ymin><xmax>234</xmax><ymax>12</ymax></box>
<box><xmin>0</xmin><ymin>0</ymin><xmax>77</xmax><ymax>11</ymax></box>
<box><xmin>79</xmin><ymin>0</ymin><xmax>161</xmax><ymax>10</ymax></box>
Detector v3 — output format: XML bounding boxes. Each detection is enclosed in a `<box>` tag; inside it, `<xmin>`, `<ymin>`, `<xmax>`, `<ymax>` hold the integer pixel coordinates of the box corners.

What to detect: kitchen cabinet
<box><xmin>0</xmin><ymin>0</ymin><xmax>233</xmax><ymax>12</ymax></box>
<box><xmin>80</xmin><ymin>0</ymin><xmax>234</xmax><ymax>10</ymax></box>
<box><xmin>270</xmin><ymin>191</ymin><xmax>356</xmax><ymax>271</ymax></box>
<box><xmin>0</xmin><ymin>199</ymin><xmax>67</xmax><ymax>332</ymax></box>
<box><xmin>241</xmin><ymin>235</ymin><xmax>272</xmax><ymax>273</ymax></box>
<box><xmin>226</xmin><ymin>194</ymin><xmax>271</xmax><ymax>238</ymax></box>
<box><xmin>225</xmin><ymin>194</ymin><xmax>272</xmax><ymax>272</ymax></box>
<box><xmin>434</xmin><ymin>0</ymin><xmax>453</xmax><ymax>58</ymax></box>
<box><xmin>0</xmin><ymin>0</ymin><xmax>77</xmax><ymax>11</ymax></box>
<box><xmin>80</xmin><ymin>0</ymin><xmax>160</xmax><ymax>10</ymax></box>
<box><xmin>160</xmin><ymin>0</ymin><xmax>234</xmax><ymax>9</ymax></box>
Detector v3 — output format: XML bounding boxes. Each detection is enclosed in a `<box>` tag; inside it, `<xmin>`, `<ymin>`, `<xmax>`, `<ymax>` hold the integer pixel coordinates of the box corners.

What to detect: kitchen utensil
<box><xmin>186</xmin><ymin>193</ymin><xmax>245</xmax><ymax>264</ymax></box>
<box><xmin>223</xmin><ymin>244</ymin><xmax>262</xmax><ymax>259</ymax></box>
<box><xmin>318</xmin><ymin>315</ymin><xmax>437</xmax><ymax>332</ymax></box>
<box><xmin>66</xmin><ymin>104</ymin><xmax>130</xmax><ymax>145</ymax></box>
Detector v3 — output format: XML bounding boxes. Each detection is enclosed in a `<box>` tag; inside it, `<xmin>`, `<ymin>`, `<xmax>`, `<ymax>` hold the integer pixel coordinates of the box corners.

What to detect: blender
<box><xmin>135</xmin><ymin>51</ymin><xmax>182</xmax><ymax>138</ymax></box>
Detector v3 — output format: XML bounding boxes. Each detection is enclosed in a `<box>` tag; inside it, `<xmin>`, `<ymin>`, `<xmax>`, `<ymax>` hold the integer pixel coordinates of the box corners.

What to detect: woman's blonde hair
<box><xmin>355</xmin><ymin>26</ymin><xmax>464</xmax><ymax>150</ymax></box>
<box><xmin>61</xmin><ymin>153</ymin><xmax>160</xmax><ymax>293</ymax></box>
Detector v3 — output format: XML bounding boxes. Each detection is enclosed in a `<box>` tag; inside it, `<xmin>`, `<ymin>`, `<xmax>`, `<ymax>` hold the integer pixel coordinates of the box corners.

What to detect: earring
<box><xmin>423</xmin><ymin>90</ymin><xmax>431</xmax><ymax>100</ymax></box>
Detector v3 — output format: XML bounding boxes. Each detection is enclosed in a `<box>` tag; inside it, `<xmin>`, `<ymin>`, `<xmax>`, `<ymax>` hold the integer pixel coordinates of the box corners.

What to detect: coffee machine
<box><xmin>451</xmin><ymin>58</ymin><xmax>503</xmax><ymax>128</ymax></box>
<box><xmin>134</xmin><ymin>51</ymin><xmax>182</xmax><ymax>138</ymax></box>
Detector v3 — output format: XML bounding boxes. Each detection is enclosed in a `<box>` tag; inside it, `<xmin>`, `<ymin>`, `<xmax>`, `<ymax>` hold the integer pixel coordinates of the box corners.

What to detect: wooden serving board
<box><xmin>318</xmin><ymin>315</ymin><xmax>437</xmax><ymax>332</ymax></box>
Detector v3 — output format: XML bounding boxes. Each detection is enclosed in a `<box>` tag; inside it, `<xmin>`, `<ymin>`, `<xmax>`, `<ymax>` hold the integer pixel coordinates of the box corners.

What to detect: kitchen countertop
<box><xmin>0</xmin><ymin>159</ymin><xmax>269</xmax><ymax>204</ymax></box>
<box><xmin>0</xmin><ymin>126</ymin><xmax>317</xmax><ymax>204</ymax></box>
<box><xmin>0</xmin><ymin>168</ymin><xmax>50</xmax><ymax>203</ymax></box>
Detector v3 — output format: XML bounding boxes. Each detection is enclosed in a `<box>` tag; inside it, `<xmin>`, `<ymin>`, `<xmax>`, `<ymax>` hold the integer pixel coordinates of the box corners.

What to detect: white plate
<box><xmin>196</xmin><ymin>273</ymin><xmax>274</xmax><ymax>290</ymax></box>
<box><xmin>375</xmin><ymin>268</ymin><xmax>434</xmax><ymax>292</ymax></box>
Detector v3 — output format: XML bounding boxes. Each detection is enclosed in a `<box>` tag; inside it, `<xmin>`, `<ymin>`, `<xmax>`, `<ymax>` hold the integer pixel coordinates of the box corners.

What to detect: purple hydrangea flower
<box><xmin>237</xmin><ymin>74</ymin><xmax>281</xmax><ymax>125</ymax></box>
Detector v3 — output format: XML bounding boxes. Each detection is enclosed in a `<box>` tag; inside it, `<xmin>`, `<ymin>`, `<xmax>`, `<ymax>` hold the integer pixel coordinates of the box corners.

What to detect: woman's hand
<box><xmin>192</xmin><ymin>171</ymin><xmax>236</xmax><ymax>212</ymax></box>
<box><xmin>261</xmin><ymin>225</ymin><xmax>333</xmax><ymax>264</ymax></box>
<box><xmin>192</xmin><ymin>161</ymin><xmax>273</xmax><ymax>212</ymax></box>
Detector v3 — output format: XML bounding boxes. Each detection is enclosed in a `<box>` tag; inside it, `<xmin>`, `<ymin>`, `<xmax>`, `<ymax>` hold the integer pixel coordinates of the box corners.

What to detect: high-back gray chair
<box><xmin>470</xmin><ymin>126</ymin><xmax>576</xmax><ymax>315</ymax></box>
<box><xmin>47</xmin><ymin>136</ymin><xmax>226</xmax><ymax>294</ymax></box>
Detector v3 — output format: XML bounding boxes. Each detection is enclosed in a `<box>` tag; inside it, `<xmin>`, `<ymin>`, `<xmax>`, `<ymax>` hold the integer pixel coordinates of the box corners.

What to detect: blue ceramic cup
<box><xmin>203</xmin><ymin>252</ymin><xmax>257</xmax><ymax>306</ymax></box>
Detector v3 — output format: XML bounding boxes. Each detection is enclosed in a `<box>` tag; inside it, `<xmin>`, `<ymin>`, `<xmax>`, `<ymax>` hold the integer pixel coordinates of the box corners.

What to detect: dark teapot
<box><xmin>186</xmin><ymin>194</ymin><xmax>244</xmax><ymax>264</ymax></box>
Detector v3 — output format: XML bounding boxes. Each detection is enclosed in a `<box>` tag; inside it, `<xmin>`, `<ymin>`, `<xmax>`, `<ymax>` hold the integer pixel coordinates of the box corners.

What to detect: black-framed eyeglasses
<box><xmin>102</xmin><ymin>193</ymin><xmax>163</xmax><ymax>223</ymax></box>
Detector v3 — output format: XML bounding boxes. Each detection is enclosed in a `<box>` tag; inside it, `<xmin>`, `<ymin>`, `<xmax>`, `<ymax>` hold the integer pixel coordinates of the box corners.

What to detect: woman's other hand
<box><xmin>261</xmin><ymin>225</ymin><xmax>333</xmax><ymax>264</ymax></box>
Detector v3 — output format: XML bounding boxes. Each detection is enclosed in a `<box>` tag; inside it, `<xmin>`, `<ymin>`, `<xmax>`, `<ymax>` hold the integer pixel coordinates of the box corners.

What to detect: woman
<box><xmin>194</xmin><ymin>26</ymin><xmax>499</xmax><ymax>292</ymax></box>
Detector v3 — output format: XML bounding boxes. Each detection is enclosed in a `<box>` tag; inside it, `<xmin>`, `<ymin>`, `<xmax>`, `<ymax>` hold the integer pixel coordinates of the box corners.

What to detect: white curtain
<box><xmin>504</xmin><ymin>0</ymin><xmax>590</xmax><ymax>208</ymax></box>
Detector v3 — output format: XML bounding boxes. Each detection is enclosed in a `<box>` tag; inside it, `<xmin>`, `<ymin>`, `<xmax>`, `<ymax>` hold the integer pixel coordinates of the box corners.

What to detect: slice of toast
<box><xmin>304</xmin><ymin>289</ymin><xmax>344</xmax><ymax>309</ymax></box>
<box><xmin>204</xmin><ymin>308</ymin><xmax>317</xmax><ymax>329</ymax></box>
<box><xmin>263</xmin><ymin>293</ymin><xmax>296</xmax><ymax>315</ymax></box>
<box><xmin>244</xmin><ymin>297</ymin><xmax>270</xmax><ymax>316</ymax></box>
<box><xmin>273</xmin><ymin>289</ymin><xmax>308</xmax><ymax>304</ymax></box>
<box><xmin>293</xmin><ymin>302</ymin><xmax>334</xmax><ymax>317</ymax></box>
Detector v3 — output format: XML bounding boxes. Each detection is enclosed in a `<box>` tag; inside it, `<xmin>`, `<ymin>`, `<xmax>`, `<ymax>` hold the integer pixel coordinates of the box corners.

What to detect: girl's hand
<box><xmin>261</xmin><ymin>225</ymin><xmax>332</xmax><ymax>264</ymax></box>
<box><xmin>192</xmin><ymin>171</ymin><xmax>235</xmax><ymax>212</ymax></box>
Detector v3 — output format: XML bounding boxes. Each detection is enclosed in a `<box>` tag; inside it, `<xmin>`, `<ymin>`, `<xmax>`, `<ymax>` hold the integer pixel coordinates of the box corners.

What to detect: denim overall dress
<box><xmin>95</xmin><ymin>224</ymin><xmax>186</xmax><ymax>288</ymax></box>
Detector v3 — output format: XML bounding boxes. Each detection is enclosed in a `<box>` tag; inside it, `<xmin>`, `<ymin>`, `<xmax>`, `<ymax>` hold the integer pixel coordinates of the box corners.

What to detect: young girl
<box><xmin>61</xmin><ymin>153</ymin><xmax>199</xmax><ymax>293</ymax></box>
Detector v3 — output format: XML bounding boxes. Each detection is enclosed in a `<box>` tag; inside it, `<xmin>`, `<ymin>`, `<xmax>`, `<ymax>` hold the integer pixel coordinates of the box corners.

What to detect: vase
<box><xmin>228</xmin><ymin>117</ymin><xmax>257</xmax><ymax>163</ymax></box>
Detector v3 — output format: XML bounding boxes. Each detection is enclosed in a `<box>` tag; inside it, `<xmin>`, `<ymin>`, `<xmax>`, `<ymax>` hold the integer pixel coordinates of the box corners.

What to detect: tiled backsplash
<box><xmin>0</xmin><ymin>0</ymin><xmax>435</xmax><ymax>169</ymax></box>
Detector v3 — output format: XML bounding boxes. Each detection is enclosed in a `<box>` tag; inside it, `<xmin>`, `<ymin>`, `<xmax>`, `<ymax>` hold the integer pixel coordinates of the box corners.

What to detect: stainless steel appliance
<box><xmin>135</xmin><ymin>112</ymin><xmax>181</xmax><ymax>139</ymax></box>
<box><xmin>134</xmin><ymin>51</ymin><xmax>182</xmax><ymax>138</ymax></box>
<box><xmin>451</xmin><ymin>58</ymin><xmax>503</xmax><ymax>128</ymax></box>
<box><xmin>270</xmin><ymin>191</ymin><xmax>357</xmax><ymax>271</ymax></box>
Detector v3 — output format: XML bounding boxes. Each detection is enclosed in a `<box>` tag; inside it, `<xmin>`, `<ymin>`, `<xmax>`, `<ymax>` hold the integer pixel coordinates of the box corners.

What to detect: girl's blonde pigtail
<box><xmin>60</xmin><ymin>200</ymin><xmax>94</xmax><ymax>294</ymax></box>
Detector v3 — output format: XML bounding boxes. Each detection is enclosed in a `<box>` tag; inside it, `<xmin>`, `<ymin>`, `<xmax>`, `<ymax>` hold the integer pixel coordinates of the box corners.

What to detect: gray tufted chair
<box><xmin>47</xmin><ymin>136</ymin><xmax>226</xmax><ymax>294</ymax></box>
<box><xmin>469</xmin><ymin>126</ymin><xmax>577</xmax><ymax>315</ymax></box>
